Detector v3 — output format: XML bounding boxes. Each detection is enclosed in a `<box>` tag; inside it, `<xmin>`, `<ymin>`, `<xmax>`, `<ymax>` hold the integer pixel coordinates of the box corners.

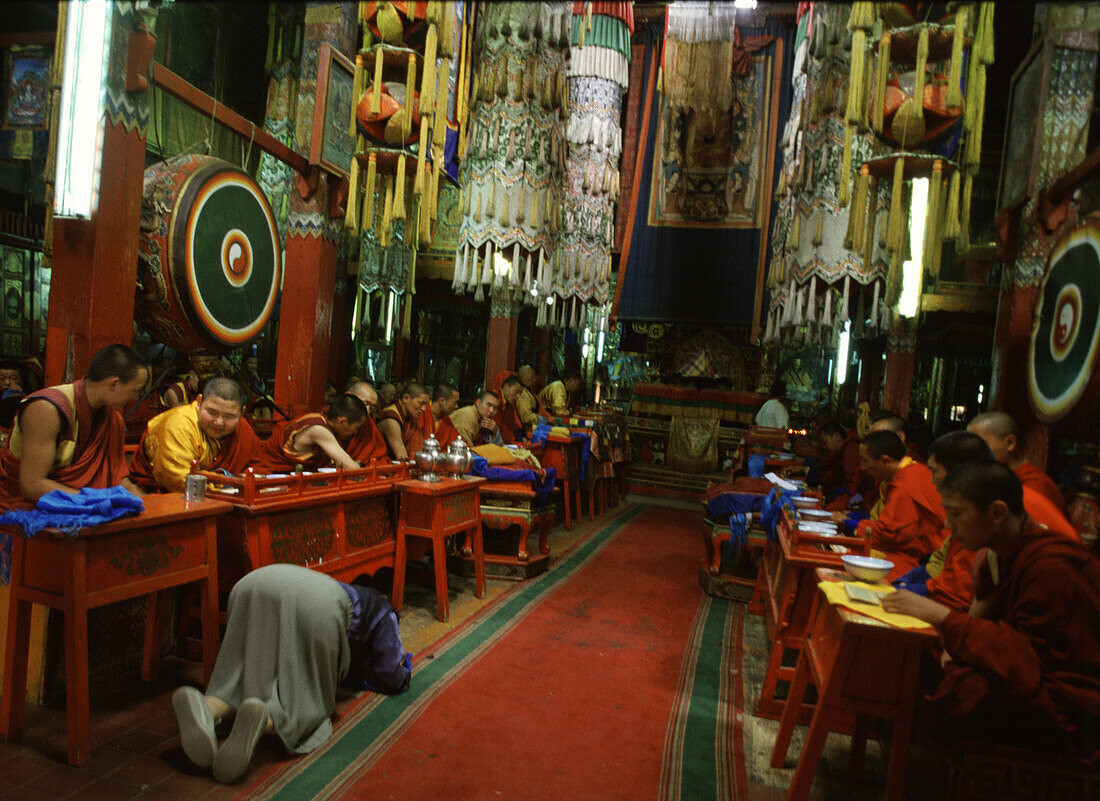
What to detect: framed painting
<box><xmin>3</xmin><ymin>46</ymin><xmax>51</xmax><ymax>129</ymax></box>
<box><xmin>998</xmin><ymin>39</ymin><xmax>1050</xmax><ymax>212</ymax></box>
<box><xmin>310</xmin><ymin>43</ymin><xmax>356</xmax><ymax>180</ymax></box>
<box><xmin>1</xmin><ymin>245</ymin><xmax>24</xmax><ymax>277</ymax></box>
<box><xmin>3</xmin><ymin>278</ymin><xmax>22</xmax><ymax>326</ymax></box>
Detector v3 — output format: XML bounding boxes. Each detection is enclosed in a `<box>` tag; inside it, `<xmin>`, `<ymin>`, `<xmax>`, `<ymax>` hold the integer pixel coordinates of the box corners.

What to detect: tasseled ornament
<box><xmin>467</xmin><ymin>247</ymin><xmax>480</xmax><ymax>291</ymax></box>
<box><xmin>457</xmin><ymin>242</ymin><xmax>470</xmax><ymax>286</ymax></box>
<box><xmin>415</xmin><ymin>118</ymin><xmax>429</xmax><ymax>195</ymax></box>
<box><xmin>894</xmin><ymin>26</ymin><xmax>928</xmax><ymax>148</ymax></box>
<box><xmin>421</xmin><ymin>24</ymin><xmax>438</xmax><ymax>119</ymax></box>
<box><xmin>846</xmin><ymin>29</ymin><xmax>866</xmax><ymax>126</ymax></box>
<box><xmin>838</xmin><ymin>124</ymin><xmax>852</xmax><ymax>206</ymax></box>
<box><xmin>793</xmin><ymin>284</ymin><xmax>805</xmax><ymax>326</ymax></box>
<box><xmin>776</xmin><ymin>170</ymin><xmax>787</xmax><ymax>198</ymax></box>
<box><xmin>885</xmin><ymin>245</ymin><xmax>904</xmax><ymax>308</ymax></box>
<box><xmin>440</xmin><ymin>0</ymin><xmax>454</xmax><ymax>57</ymax></box>
<box><xmin>851</xmin><ymin>165</ymin><xmax>870</xmax><ymax>246</ymax></box>
<box><xmin>523</xmin><ymin>123</ymin><xmax>533</xmax><ymax>161</ymax></box>
<box><xmin>351</xmin><ymin>55</ymin><xmax>364</xmax><ymax>138</ymax></box>
<box><xmin>872</xmin><ymin>279</ymin><xmax>882</xmax><ymax>330</ymax></box>
<box><xmin>481</xmin><ymin>240</ymin><xmax>495</xmax><ymax>285</ymax></box>
<box><xmin>500</xmin><ymin>181</ymin><xmax>511</xmax><ymax>227</ymax></box>
<box><xmin>370</xmin><ymin>47</ymin><xmax>383</xmax><ymax>115</ymax></box>
<box><xmin>393</xmin><ymin>154</ymin><xmax>407</xmax><ymax>220</ymax></box>
<box><xmin>380</xmin><ymin>174</ymin><xmax>394</xmax><ymax>247</ymax></box>
<box><xmin>822</xmin><ymin>284</ymin><xmax>833</xmax><ymax>328</ymax></box>
<box><xmin>863</xmin><ymin>178</ymin><xmax>878</xmax><ymax>266</ymax></box>
<box><xmin>488</xmin><ymin>179</ymin><xmax>497</xmax><ymax>222</ymax></box>
<box><xmin>976</xmin><ymin>2</ymin><xmax>995</xmax><ymax>65</ymax></box>
<box><xmin>943</xmin><ymin>169</ymin><xmax>961</xmax><ymax>239</ymax></box>
<box><xmin>530</xmin><ymin>185</ymin><xmax>540</xmax><ymax>230</ymax></box>
<box><xmin>788</xmin><ymin>211</ymin><xmax>801</xmax><ymax>251</ymax></box>
<box><xmin>764</xmin><ymin>309</ymin><xmax>776</xmax><ymax>343</ymax></box>
<box><xmin>362</xmin><ymin>152</ymin><xmax>378</xmax><ymax>231</ymax></box>
<box><xmin>873</xmin><ymin>33</ymin><xmax>890</xmax><ymax>133</ymax></box>
<box><xmin>510</xmin><ymin>243</ymin><xmax>521</xmax><ymax>287</ymax></box>
<box><xmin>946</xmin><ymin>6</ymin><xmax>967</xmax><ymax>110</ymax></box>
<box><xmin>418</xmin><ymin>192</ymin><xmax>432</xmax><ymax>247</ymax></box>
<box><xmin>812</xmin><ymin>210</ymin><xmax>824</xmax><ymax>247</ymax></box>
<box><xmin>808</xmin><ymin>275</ymin><xmax>818</xmax><ymax>323</ymax></box>
<box><xmin>344</xmin><ymin>150</ymin><xmax>360</xmax><ymax>231</ymax></box>
<box><xmin>403</xmin><ymin>54</ymin><xmax>417</xmax><ymax>143</ymax></box>
<box><xmin>474</xmin><ymin>282</ymin><xmax>484</xmax><ymax>303</ymax></box>
<box><xmin>964</xmin><ymin>63</ymin><xmax>985</xmax><ymax>171</ymax></box>
<box><xmin>886</xmin><ymin>156</ymin><xmax>906</xmax><ymax>254</ymax></box>
<box><xmin>923</xmin><ymin>160</ymin><xmax>943</xmax><ymax>277</ymax></box>
<box><xmin>523</xmin><ymin>251</ymin><xmax>533</xmax><ymax>290</ymax></box>
<box><xmin>515</xmin><ymin>183</ymin><xmax>526</xmax><ymax>225</ymax></box>
<box><xmin>960</xmin><ymin>171</ymin><xmax>974</xmax><ymax>253</ymax></box>
<box><xmin>840</xmin><ymin>275</ymin><xmax>851</xmax><ymax>322</ymax></box>
<box><xmin>433</xmin><ymin>57</ymin><xmax>449</xmax><ymax>149</ymax></box>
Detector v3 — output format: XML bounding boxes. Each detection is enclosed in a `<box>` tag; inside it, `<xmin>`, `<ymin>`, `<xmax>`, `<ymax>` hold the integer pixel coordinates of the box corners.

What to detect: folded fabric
<box><xmin>0</xmin><ymin>486</ymin><xmax>145</xmax><ymax>537</ymax></box>
<box><xmin>470</xmin><ymin>456</ymin><xmax>557</xmax><ymax>506</ymax></box>
<box><xmin>818</xmin><ymin>581</ymin><xmax>933</xmax><ymax>630</ymax></box>
<box><xmin>727</xmin><ymin>512</ymin><xmax>747</xmax><ymax>555</ymax></box>
<box><xmin>760</xmin><ymin>486</ymin><xmax>801</xmax><ymax>541</ymax></box>
<box><xmin>549</xmin><ymin>426</ymin><xmax>571</xmax><ymax>438</ymax></box>
<box><xmin>530</xmin><ymin>422</ymin><xmax>553</xmax><ymax>446</ymax></box>
<box><xmin>472</xmin><ymin>443</ymin><xmax>520</xmax><ymax>466</ymax></box>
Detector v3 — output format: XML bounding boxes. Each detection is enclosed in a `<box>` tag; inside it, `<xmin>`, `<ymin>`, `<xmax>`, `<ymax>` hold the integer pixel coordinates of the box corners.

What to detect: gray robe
<box><xmin>206</xmin><ymin>564</ymin><xmax>351</xmax><ymax>754</ymax></box>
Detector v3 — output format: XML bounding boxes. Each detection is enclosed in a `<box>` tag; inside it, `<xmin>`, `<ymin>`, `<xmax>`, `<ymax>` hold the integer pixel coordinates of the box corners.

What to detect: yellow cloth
<box><xmin>7</xmin><ymin>383</ymin><xmax>79</xmax><ymax>470</ymax></box>
<box><xmin>472</xmin><ymin>443</ymin><xmax>518</xmax><ymax>466</ymax></box>
<box><xmin>925</xmin><ymin>536</ymin><xmax>950</xmax><ymax>578</ymax></box>
<box><xmin>515</xmin><ymin>386</ymin><xmax>541</xmax><ymax>428</ymax></box>
<box><xmin>548</xmin><ymin>426</ymin><xmax>571</xmax><ymax>438</ymax></box>
<box><xmin>539</xmin><ymin>381</ymin><xmax>570</xmax><ymax>416</ymax></box>
<box><xmin>818</xmin><ymin>580</ymin><xmax>934</xmax><ymax>630</ymax></box>
<box><xmin>141</xmin><ymin>402</ymin><xmax>222</xmax><ymax>492</ymax></box>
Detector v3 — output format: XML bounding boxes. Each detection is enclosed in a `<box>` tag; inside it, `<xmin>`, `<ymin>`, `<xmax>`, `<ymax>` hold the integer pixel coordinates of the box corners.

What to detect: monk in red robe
<box><xmin>884</xmin><ymin>461</ymin><xmax>1100</xmax><ymax>758</ymax></box>
<box><xmin>868</xmin><ymin>410</ymin><xmax>925</xmax><ymax>463</ymax></box>
<box><xmin>250</xmin><ymin>394</ymin><xmax>368</xmax><ymax>473</ymax></box>
<box><xmin>490</xmin><ymin>372</ymin><xmax>526</xmax><ymax>444</ymax></box>
<box><xmin>968</xmin><ymin>410</ymin><xmax>1066</xmax><ymax>513</ymax></box>
<box><xmin>343</xmin><ymin>381</ymin><xmax>389</xmax><ymax>463</ymax></box>
<box><xmin>0</xmin><ymin>344</ymin><xmax>148</xmax><ymax>509</ymax></box>
<box><xmin>129</xmin><ymin>378</ymin><xmax>259</xmax><ymax>493</ymax></box>
<box><xmin>417</xmin><ymin>382</ymin><xmax>461</xmax><ymax>448</ymax></box>
<box><xmin>841</xmin><ymin>429</ymin><xmax>945</xmax><ymax>580</ymax></box>
<box><xmin>377</xmin><ymin>381</ymin><xmax>429</xmax><ymax>460</ymax></box>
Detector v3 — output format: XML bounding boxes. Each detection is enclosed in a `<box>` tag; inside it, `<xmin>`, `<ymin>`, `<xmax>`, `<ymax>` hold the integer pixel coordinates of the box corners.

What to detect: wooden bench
<box><xmin>456</xmin><ymin>480</ymin><xmax>554</xmax><ymax>580</ymax></box>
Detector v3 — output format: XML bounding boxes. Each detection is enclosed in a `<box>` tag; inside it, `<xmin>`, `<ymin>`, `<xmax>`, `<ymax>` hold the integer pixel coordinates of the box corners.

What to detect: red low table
<box><xmin>393</xmin><ymin>476</ymin><xmax>486</xmax><ymax>622</ymax></box>
<box><xmin>0</xmin><ymin>494</ymin><xmax>231</xmax><ymax>766</ymax></box>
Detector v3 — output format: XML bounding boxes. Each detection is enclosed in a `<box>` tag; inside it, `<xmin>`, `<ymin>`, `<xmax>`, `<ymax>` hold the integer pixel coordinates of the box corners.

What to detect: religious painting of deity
<box><xmin>2</xmin><ymin>47</ymin><xmax>51</xmax><ymax>129</ymax></box>
<box><xmin>999</xmin><ymin>39</ymin><xmax>1048</xmax><ymax>212</ymax></box>
<box><xmin>310</xmin><ymin>43</ymin><xmax>355</xmax><ymax>180</ymax></box>
<box><xmin>648</xmin><ymin>50</ymin><xmax>777</xmax><ymax>229</ymax></box>
<box><xmin>34</xmin><ymin>258</ymin><xmax>48</xmax><ymax>330</ymax></box>
<box><xmin>3</xmin><ymin>279</ymin><xmax>22</xmax><ymax>326</ymax></box>
<box><xmin>1</xmin><ymin>245</ymin><xmax>23</xmax><ymax>277</ymax></box>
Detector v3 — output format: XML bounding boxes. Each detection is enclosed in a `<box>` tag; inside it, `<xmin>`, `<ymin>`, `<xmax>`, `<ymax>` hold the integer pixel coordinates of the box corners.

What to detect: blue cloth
<box><xmin>570</xmin><ymin>432</ymin><xmax>591</xmax><ymax>481</ymax></box>
<box><xmin>706</xmin><ymin>491</ymin><xmax>765</xmax><ymax>520</ymax></box>
<box><xmin>469</xmin><ymin>456</ymin><xmax>557</xmax><ymax>506</ymax></box>
<box><xmin>760</xmin><ymin>486</ymin><xmax>802</xmax><ymax>541</ymax></box>
<box><xmin>892</xmin><ymin>566</ymin><xmax>931</xmax><ymax>596</ymax></box>
<box><xmin>747</xmin><ymin>455</ymin><xmax>766</xmax><ymax>478</ymax></box>
<box><xmin>840</xmin><ymin>508</ymin><xmax>871</xmax><ymax>535</ymax></box>
<box><xmin>0</xmin><ymin>486</ymin><xmax>144</xmax><ymax>538</ymax></box>
<box><xmin>530</xmin><ymin>423</ymin><xmax>552</xmax><ymax>447</ymax></box>
<box><xmin>338</xmin><ymin>581</ymin><xmax>412</xmax><ymax>694</ymax></box>
<box><xmin>727</xmin><ymin>512</ymin><xmax>747</xmax><ymax>556</ymax></box>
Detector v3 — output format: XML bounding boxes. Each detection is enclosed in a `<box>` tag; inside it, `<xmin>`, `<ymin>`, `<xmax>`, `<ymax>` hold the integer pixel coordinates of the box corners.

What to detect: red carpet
<box><xmin>328</xmin><ymin>504</ymin><xmax>705</xmax><ymax>801</ymax></box>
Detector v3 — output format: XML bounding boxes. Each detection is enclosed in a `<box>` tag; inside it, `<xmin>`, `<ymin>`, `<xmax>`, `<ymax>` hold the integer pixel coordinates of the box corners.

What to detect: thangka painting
<box><xmin>647</xmin><ymin>51</ymin><xmax>774</xmax><ymax>229</ymax></box>
<box><xmin>3</xmin><ymin>47</ymin><xmax>50</xmax><ymax>129</ymax></box>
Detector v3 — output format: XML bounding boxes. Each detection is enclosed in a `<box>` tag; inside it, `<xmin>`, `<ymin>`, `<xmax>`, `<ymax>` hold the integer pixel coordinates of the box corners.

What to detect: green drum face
<box><xmin>1028</xmin><ymin>216</ymin><xmax>1100</xmax><ymax>424</ymax></box>
<box><xmin>136</xmin><ymin>155</ymin><xmax>281</xmax><ymax>352</ymax></box>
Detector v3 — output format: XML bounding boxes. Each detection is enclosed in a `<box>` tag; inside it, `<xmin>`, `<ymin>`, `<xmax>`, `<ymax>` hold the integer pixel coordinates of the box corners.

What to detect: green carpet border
<box><xmin>245</xmin><ymin>503</ymin><xmax>649</xmax><ymax>801</ymax></box>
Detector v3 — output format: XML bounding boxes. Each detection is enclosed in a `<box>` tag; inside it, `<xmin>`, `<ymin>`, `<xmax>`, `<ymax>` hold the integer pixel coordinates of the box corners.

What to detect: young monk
<box><xmin>129</xmin><ymin>378</ymin><xmax>259</xmax><ymax>492</ymax></box>
<box><xmin>343</xmin><ymin>381</ymin><xmax>389</xmax><ymax>464</ymax></box>
<box><xmin>515</xmin><ymin>365</ymin><xmax>548</xmax><ymax>430</ymax></box>
<box><xmin>0</xmin><ymin>344</ymin><xmax>148</xmax><ymax>507</ymax></box>
<box><xmin>967</xmin><ymin>410</ymin><xmax>1066</xmax><ymax>513</ymax></box>
<box><xmin>883</xmin><ymin>462</ymin><xmax>1100</xmax><ymax>757</ymax></box>
<box><xmin>250</xmin><ymin>394</ymin><xmax>368</xmax><ymax>473</ymax></box>
<box><xmin>377</xmin><ymin>381</ymin><xmax>429</xmax><ymax>460</ymax></box>
<box><xmin>538</xmin><ymin>371</ymin><xmax>581</xmax><ymax>418</ymax></box>
<box><xmin>450</xmin><ymin>390</ymin><xmax>503</xmax><ymax>447</ymax></box>
<box><xmin>837</xmin><ymin>429</ymin><xmax>945</xmax><ymax>580</ymax></box>
<box><xmin>490</xmin><ymin>373</ymin><xmax>526</xmax><ymax>443</ymax></box>
<box><xmin>418</xmin><ymin>382</ymin><xmax>461</xmax><ymax>448</ymax></box>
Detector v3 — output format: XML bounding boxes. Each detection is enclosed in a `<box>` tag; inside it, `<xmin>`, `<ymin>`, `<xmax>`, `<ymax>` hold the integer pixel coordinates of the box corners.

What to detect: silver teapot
<box><xmin>414</xmin><ymin>434</ymin><xmax>444</xmax><ymax>482</ymax></box>
<box><xmin>443</xmin><ymin>436</ymin><xmax>473</xmax><ymax>478</ymax></box>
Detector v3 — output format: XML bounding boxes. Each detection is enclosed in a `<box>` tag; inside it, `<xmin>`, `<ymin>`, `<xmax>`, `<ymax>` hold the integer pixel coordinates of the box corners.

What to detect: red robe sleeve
<box><xmin>857</xmin><ymin>464</ymin><xmax>946</xmax><ymax>580</ymax></box>
<box><xmin>1023</xmin><ymin>486</ymin><xmax>1079</xmax><ymax>541</ymax></box>
<box><xmin>1015</xmin><ymin>462</ymin><xmax>1067</xmax><ymax>514</ymax></box>
<box><xmin>345</xmin><ymin>417</ymin><xmax>390</xmax><ymax>463</ymax></box>
<box><xmin>925</xmin><ymin>534</ymin><xmax>975</xmax><ymax>613</ymax></box>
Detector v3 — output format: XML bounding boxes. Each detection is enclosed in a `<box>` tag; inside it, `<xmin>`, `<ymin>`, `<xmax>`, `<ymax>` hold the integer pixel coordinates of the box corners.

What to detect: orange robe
<box><xmin>250</xmin><ymin>413</ymin><xmax>334</xmax><ymax>473</ymax></box>
<box><xmin>345</xmin><ymin>416</ymin><xmax>390</xmax><ymax>463</ymax></box>
<box><xmin>1014</xmin><ymin>462</ymin><xmax>1066</xmax><ymax>515</ymax></box>
<box><xmin>418</xmin><ymin>405</ymin><xmax>459</xmax><ymax>449</ymax></box>
<box><xmin>857</xmin><ymin>460</ymin><xmax>946</xmax><ymax>580</ymax></box>
<box><xmin>377</xmin><ymin>403</ymin><xmax>422</xmax><ymax>458</ymax></box>
<box><xmin>934</xmin><ymin>521</ymin><xmax>1100</xmax><ymax>756</ymax></box>
<box><xmin>0</xmin><ymin>380</ymin><xmax>128</xmax><ymax>510</ymax></box>
<box><xmin>128</xmin><ymin>410</ymin><xmax>259</xmax><ymax>492</ymax></box>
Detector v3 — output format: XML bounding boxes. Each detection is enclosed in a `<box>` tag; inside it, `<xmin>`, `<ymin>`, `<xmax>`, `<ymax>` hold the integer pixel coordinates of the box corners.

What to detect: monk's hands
<box><xmin>882</xmin><ymin>589</ymin><xmax>951</xmax><ymax>626</ymax></box>
<box><xmin>830</xmin><ymin>511</ymin><xmax>848</xmax><ymax>523</ymax></box>
<box><xmin>479</xmin><ymin>417</ymin><xmax>497</xmax><ymax>433</ymax></box>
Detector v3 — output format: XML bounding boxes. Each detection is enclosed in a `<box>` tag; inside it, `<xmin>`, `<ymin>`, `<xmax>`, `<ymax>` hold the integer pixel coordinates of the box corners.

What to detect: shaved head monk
<box><xmin>0</xmin><ymin>344</ymin><xmax>148</xmax><ymax>508</ymax></box>
<box><xmin>539</xmin><ymin>371</ymin><xmax>581</xmax><ymax>417</ymax></box>
<box><xmin>419</xmin><ymin>382</ymin><xmax>461</xmax><ymax>448</ymax></box>
<box><xmin>377</xmin><ymin>381</ymin><xmax>428</xmax><ymax>460</ymax></box>
<box><xmin>252</xmin><ymin>394</ymin><xmax>369</xmax><ymax>473</ymax></box>
<box><xmin>967</xmin><ymin>411</ymin><xmax>1066</xmax><ymax>513</ymax></box>
<box><xmin>842</xmin><ymin>429</ymin><xmax>945</xmax><ymax>580</ymax></box>
<box><xmin>450</xmin><ymin>390</ymin><xmax>503</xmax><ymax>447</ymax></box>
<box><xmin>130</xmin><ymin>377</ymin><xmax>259</xmax><ymax>492</ymax></box>
<box><xmin>343</xmin><ymin>381</ymin><xmax>389</xmax><ymax>463</ymax></box>
<box><xmin>898</xmin><ymin>431</ymin><xmax>1079</xmax><ymax>613</ymax></box>
<box><xmin>514</xmin><ymin>365</ymin><xmax>548</xmax><ymax>430</ymax></box>
<box><xmin>491</xmin><ymin>373</ymin><xmax>526</xmax><ymax>443</ymax></box>
<box><xmin>883</xmin><ymin>462</ymin><xmax>1100</xmax><ymax>757</ymax></box>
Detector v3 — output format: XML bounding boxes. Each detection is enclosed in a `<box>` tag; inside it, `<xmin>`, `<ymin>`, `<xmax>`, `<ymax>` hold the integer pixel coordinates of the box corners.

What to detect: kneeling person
<box><xmin>129</xmin><ymin>378</ymin><xmax>259</xmax><ymax>492</ymax></box>
<box><xmin>252</xmin><ymin>394</ymin><xmax>368</xmax><ymax>473</ymax></box>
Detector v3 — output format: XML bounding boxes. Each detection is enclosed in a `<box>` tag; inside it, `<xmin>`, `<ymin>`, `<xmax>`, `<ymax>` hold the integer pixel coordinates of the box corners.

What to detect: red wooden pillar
<box><xmin>534</xmin><ymin>327</ymin><xmax>551</xmax><ymax>385</ymax></box>
<box><xmin>485</xmin><ymin>315</ymin><xmax>518</xmax><ymax>389</ymax></box>
<box><xmin>990</xmin><ymin>282</ymin><xmax>1048</xmax><ymax>467</ymax></box>
<box><xmin>856</xmin><ymin>340</ymin><xmax>884</xmax><ymax>409</ymax></box>
<box><xmin>45</xmin><ymin>10</ymin><xmax>158</xmax><ymax>385</ymax></box>
<box><xmin>882</xmin><ymin>320</ymin><xmax>916</xmax><ymax>418</ymax></box>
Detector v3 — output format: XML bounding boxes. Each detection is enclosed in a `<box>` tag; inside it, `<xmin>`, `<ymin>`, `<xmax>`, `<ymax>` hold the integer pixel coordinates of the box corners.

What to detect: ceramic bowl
<box><xmin>841</xmin><ymin>554</ymin><xmax>894</xmax><ymax>582</ymax></box>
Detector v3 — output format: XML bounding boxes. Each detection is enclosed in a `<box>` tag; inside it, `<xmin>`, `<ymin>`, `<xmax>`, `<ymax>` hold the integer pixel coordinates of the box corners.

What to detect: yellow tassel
<box><xmin>776</xmin><ymin>170</ymin><xmax>787</xmax><ymax>198</ymax></box>
<box><xmin>440</xmin><ymin>0</ymin><xmax>454</xmax><ymax>58</ymax></box>
<box><xmin>393</xmin><ymin>153</ymin><xmax>407</xmax><ymax>220</ymax></box>
<box><xmin>887</xmin><ymin>156</ymin><xmax>906</xmax><ymax>254</ymax></box>
<box><xmin>414</xmin><ymin>120</ymin><xmax>429</xmax><ymax>195</ymax></box>
<box><xmin>960</xmin><ymin>171</ymin><xmax>974</xmax><ymax>252</ymax></box>
<box><xmin>433</xmin><ymin>57</ymin><xmax>450</xmax><ymax>149</ymax></box>
<box><xmin>873</xmin><ymin>33</ymin><xmax>890</xmax><ymax>133</ymax></box>
<box><xmin>864</xmin><ymin>179</ymin><xmax>878</xmax><ymax>267</ymax></box>
<box><xmin>946</xmin><ymin>6</ymin><xmax>967</xmax><ymax>109</ymax></box>
<box><xmin>344</xmin><ymin>152</ymin><xmax>360</xmax><ymax>231</ymax></box>
<box><xmin>943</xmin><ymin>169</ymin><xmax>961</xmax><ymax>239</ymax></box>
<box><xmin>965</xmin><ymin>65</ymin><xmax>986</xmax><ymax>171</ymax></box>
<box><xmin>265</xmin><ymin>5</ymin><xmax>276</xmax><ymax>72</ymax></box>
<box><xmin>362</xmin><ymin>152</ymin><xmax>377</xmax><ymax>232</ymax></box>
<box><xmin>381</xmin><ymin>174</ymin><xmax>394</xmax><ymax>247</ymax></box>
<box><xmin>430</xmin><ymin>145</ymin><xmax>442</xmax><ymax>220</ymax></box>
<box><xmin>813</xmin><ymin>209</ymin><xmax>824</xmax><ymax>246</ymax></box>
<box><xmin>351</xmin><ymin>55</ymin><xmax>364</xmax><ymax>138</ymax></box>
<box><xmin>851</xmin><ymin>165</ymin><xmax>870</xmax><ymax>247</ymax></box>
<box><xmin>846</xmin><ymin>29</ymin><xmax>866</xmax><ymax>126</ymax></box>
<box><xmin>421</xmin><ymin>24</ymin><xmax>438</xmax><ymax>123</ymax></box>
<box><xmin>977</xmin><ymin>2</ymin><xmax>995</xmax><ymax>65</ymax></box>
<box><xmin>848</xmin><ymin>1</ymin><xmax>875</xmax><ymax>30</ymax></box>
<box><xmin>923</xmin><ymin>160</ymin><xmax>943</xmax><ymax>276</ymax></box>
<box><xmin>788</xmin><ymin>211</ymin><xmax>801</xmax><ymax>250</ymax></box>
<box><xmin>838</xmin><ymin>124</ymin><xmax>852</xmax><ymax>207</ymax></box>
<box><xmin>370</xmin><ymin>47</ymin><xmax>383</xmax><ymax>115</ymax></box>
<box><xmin>885</xmin><ymin>245</ymin><xmax>905</xmax><ymax>308</ymax></box>
<box><xmin>500</xmin><ymin>180</ymin><xmax>511</xmax><ymax>227</ymax></box>
<box><xmin>932</xmin><ymin>178</ymin><xmax>947</xmax><ymax>277</ymax></box>
<box><xmin>419</xmin><ymin>193</ymin><xmax>432</xmax><ymax>247</ymax></box>
<box><xmin>358</xmin><ymin>0</ymin><xmax>367</xmax><ymax>26</ymax></box>
<box><xmin>530</xmin><ymin>185</ymin><xmax>540</xmax><ymax>229</ymax></box>
<box><xmin>860</xmin><ymin>35</ymin><xmax>874</xmax><ymax>133</ymax></box>
<box><xmin>489</xmin><ymin>179</ymin><xmax>497</xmax><ymax>221</ymax></box>
<box><xmin>403</xmin><ymin>54</ymin><xmax>416</xmax><ymax>143</ymax></box>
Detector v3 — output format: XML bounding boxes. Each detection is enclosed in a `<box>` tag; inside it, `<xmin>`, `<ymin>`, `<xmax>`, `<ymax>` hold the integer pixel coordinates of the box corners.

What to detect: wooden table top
<box><xmin>25</xmin><ymin>493</ymin><xmax>234</xmax><ymax>541</ymax></box>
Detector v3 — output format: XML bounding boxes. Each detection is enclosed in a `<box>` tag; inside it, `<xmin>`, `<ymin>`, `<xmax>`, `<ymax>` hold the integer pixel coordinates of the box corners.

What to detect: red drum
<box><xmin>136</xmin><ymin>155</ymin><xmax>281</xmax><ymax>352</ymax></box>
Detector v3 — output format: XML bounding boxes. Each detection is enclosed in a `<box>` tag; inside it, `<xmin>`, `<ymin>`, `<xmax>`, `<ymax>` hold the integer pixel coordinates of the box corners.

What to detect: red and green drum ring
<box><xmin>1028</xmin><ymin>216</ymin><xmax>1100</xmax><ymax>423</ymax></box>
<box><xmin>176</xmin><ymin>169</ymin><xmax>281</xmax><ymax>347</ymax></box>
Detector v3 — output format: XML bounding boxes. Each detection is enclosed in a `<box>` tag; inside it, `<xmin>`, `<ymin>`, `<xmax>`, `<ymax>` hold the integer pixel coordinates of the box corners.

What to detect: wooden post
<box><xmin>485</xmin><ymin>315</ymin><xmax>518</xmax><ymax>389</ymax></box>
<box><xmin>882</xmin><ymin>318</ymin><xmax>916</xmax><ymax>418</ymax></box>
<box><xmin>990</xmin><ymin>282</ymin><xmax>1048</xmax><ymax>467</ymax></box>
